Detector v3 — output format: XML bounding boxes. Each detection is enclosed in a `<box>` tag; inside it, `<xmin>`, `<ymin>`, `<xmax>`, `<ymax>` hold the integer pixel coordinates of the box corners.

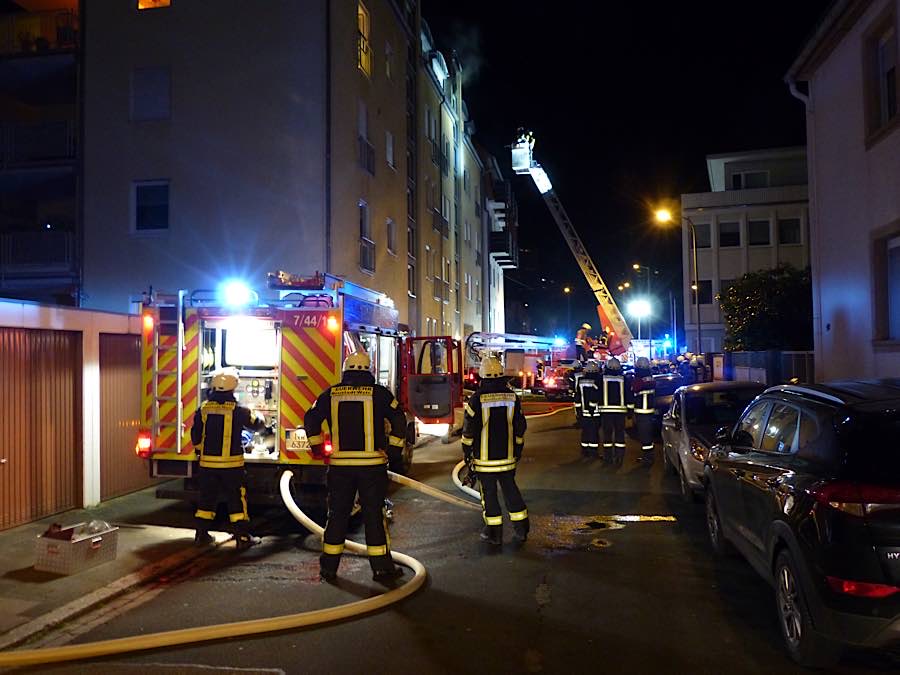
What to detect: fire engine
<box><xmin>135</xmin><ymin>271</ymin><xmax>463</xmax><ymax>509</ymax></box>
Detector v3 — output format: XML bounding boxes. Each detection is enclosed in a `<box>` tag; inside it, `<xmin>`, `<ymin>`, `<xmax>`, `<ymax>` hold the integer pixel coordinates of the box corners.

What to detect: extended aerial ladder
<box><xmin>511</xmin><ymin>131</ymin><xmax>633</xmax><ymax>355</ymax></box>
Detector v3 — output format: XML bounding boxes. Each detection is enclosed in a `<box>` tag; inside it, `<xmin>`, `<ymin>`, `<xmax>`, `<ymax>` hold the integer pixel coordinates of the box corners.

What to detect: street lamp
<box><xmin>563</xmin><ymin>286</ymin><xmax>571</xmax><ymax>333</ymax></box>
<box><xmin>632</xmin><ymin>263</ymin><xmax>661</xmax><ymax>357</ymax></box>
<box><xmin>655</xmin><ymin>207</ymin><xmax>702</xmax><ymax>354</ymax></box>
<box><xmin>627</xmin><ymin>298</ymin><xmax>651</xmax><ymax>342</ymax></box>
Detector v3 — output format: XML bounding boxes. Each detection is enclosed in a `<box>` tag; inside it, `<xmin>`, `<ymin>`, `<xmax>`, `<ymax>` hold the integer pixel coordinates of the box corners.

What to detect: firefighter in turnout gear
<box><xmin>632</xmin><ymin>357</ymin><xmax>657</xmax><ymax>464</ymax></box>
<box><xmin>190</xmin><ymin>368</ymin><xmax>266</xmax><ymax>550</ymax></box>
<box><xmin>599</xmin><ymin>358</ymin><xmax>632</xmax><ymax>466</ymax></box>
<box><xmin>304</xmin><ymin>352</ymin><xmax>407</xmax><ymax>583</ymax></box>
<box><xmin>575</xmin><ymin>323</ymin><xmax>592</xmax><ymax>362</ymax></box>
<box><xmin>462</xmin><ymin>356</ymin><xmax>529</xmax><ymax>546</ymax></box>
<box><xmin>576</xmin><ymin>360</ymin><xmax>602</xmax><ymax>457</ymax></box>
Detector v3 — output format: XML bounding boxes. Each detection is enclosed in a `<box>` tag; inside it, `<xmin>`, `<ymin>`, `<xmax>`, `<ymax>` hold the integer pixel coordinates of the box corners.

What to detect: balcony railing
<box><xmin>432</xmin><ymin>210</ymin><xmax>449</xmax><ymax>238</ymax></box>
<box><xmin>358</xmin><ymin>136</ymin><xmax>375</xmax><ymax>175</ymax></box>
<box><xmin>490</xmin><ymin>229</ymin><xmax>518</xmax><ymax>269</ymax></box>
<box><xmin>432</xmin><ymin>277</ymin><xmax>449</xmax><ymax>303</ymax></box>
<box><xmin>359</xmin><ymin>237</ymin><xmax>375</xmax><ymax>273</ymax></box>
<box><xmin>0</xmin><ymin>230</ymin><xmax>76</xmax><ymax>278</ymax></box>
<box><xmin>0</xmin><ymin>10</ymin><xmax>78</xmax><ymax>56</ymax></box>
<box><xmin>2</xmin><ymin>121</ymin><xmax>76</xmax><ymax>167</ymax></box>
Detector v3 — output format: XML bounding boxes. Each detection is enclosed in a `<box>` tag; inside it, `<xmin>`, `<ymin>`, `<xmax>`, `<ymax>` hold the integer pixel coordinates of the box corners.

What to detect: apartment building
<box><xmin>680</xmin><ymin>147</ymin><xmax>809</xmax><ymax>352</ymax></box>
<box><xmin>786</xmin><ymin>0</ymin><xmax>900</xmax><ymax>380</ymax></box>
<box><xmin>80</xmin><ymin>1</ymin><xmax>507</xmax><ymax>337</ymax></box>
<box><xmin>481</xmin><ymin>149</ymin><xmax>519</xmax><ymax>334</ymax></box>
<box><xmin>0</xmin><ymin>0</ymin><xmax>79</xmax><ymax>304</ymax></box>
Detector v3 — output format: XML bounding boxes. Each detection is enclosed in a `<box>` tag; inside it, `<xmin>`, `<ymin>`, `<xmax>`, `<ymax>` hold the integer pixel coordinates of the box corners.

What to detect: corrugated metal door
<box><xmin>100</xmin><ymin>333</ymin><xmax>154</xmax><ymax>500</ymax></box>
<box><xmin>0</xmin><ymin>328</ymin><xmax>82</xmax><ymax>531</ymax></box>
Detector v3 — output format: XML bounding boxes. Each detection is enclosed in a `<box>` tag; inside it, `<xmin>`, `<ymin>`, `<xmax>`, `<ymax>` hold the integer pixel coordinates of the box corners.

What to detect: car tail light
<box><xmin>135</xmin><ymin>430</ymin><xmax>153</xmax><ymax>459</ymax></box>
<box><xmin>544</xmin><ymin>377</ymin><xmax>556</xmax><ymax>387</ymax></box>
<box><xmin>809</xmin><ymin>480</ymin><xmax>900</xmax><ymax>517</ymax></box>
<box><xmin>826</xmin><ymin>576</ymin><xmax>900</xmax><ymax>598</ymax></box>
<box><xmin>324</xmin><ymin>441</ymin><xmax>333</xmax><ymax>456</ymax></box>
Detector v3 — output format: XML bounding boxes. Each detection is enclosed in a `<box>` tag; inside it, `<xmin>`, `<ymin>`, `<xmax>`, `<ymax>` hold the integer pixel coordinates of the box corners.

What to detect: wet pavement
<box><xmin>4</xmin><ymin>410</ymin><xmax>899</xmax><ymax>674</ymax></box>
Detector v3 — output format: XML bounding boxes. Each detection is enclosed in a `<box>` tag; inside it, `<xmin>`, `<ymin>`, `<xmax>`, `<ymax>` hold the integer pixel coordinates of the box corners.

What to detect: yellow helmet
<box><xmin>210</xmin><ymin>367</ymin><xmax>239</xmax><ymax>392</ymax></box>
<box><xmin>581</xmin><ymin>323</ymin><xmax>592</xmax><ymax>330</ymax></box>
<box><xmin>343</xmin><ymin>352</ymin><xmax>371</xmax><ymax>372</ymax></box>
<box><xmin>479</xmin><ymin>356</ymin><xmax>504</xmax><ymax>379</ymax></box>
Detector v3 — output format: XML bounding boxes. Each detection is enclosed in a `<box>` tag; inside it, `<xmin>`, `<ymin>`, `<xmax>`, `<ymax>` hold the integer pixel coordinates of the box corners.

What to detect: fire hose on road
<box><xmin>0</xmin><ymin>470</ymin><xmax>477</xmax><ymax>669</ymax></box>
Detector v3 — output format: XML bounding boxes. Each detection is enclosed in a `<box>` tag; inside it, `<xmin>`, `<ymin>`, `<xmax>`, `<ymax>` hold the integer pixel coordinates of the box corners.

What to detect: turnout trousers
<box><xmin>478</xmin><ymin>469</ymin><xmax>529</xmax><ymax>538</ymax></box>
<box><xmin>602</xmin><ymin>412</ymin><xmax>626</xmax><ymax>464</ymax></box>
<box><xmin>321</xmin><ymin>465</ymin><xmax>393</xmax><ymax>575</ymax></box>
<box><xmin>579</xmin><ymin>417</ymin><xmax>600</xmax><ymax>456</ymax></box>
<box><xmin>194</xmin><ymin>467</ymin><xmax>249</xmax><ymax>533</ymax></box>
<box><xmin>635</xmin><ymin>413</ymin><xmax>656</xmax><ymax>458</ymax></box>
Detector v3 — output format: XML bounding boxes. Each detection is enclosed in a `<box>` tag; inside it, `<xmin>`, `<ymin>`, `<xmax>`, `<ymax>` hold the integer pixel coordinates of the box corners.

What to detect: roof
<box><xmin>705</xmin><ymin>147</ymin><xmax>806</xmax><ymax>192</ymax></box>
<box><xmin>677</xmin><ymin>381</ymin><xmax>767</xmax><ymax>395</ymax></box>
<box><xmin>785</xmin><ymin>0</ymin><xmax>870</xmax><ymax>81</ymax></box>
<box><xmin>764</xmin><ymin>380</ymin><xmax>900</xmax><ymax>409</ymax></box>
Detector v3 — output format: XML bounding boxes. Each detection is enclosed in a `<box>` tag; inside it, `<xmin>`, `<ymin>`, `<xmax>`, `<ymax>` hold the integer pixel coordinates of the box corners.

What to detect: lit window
<box><xmin>133</xmin><ymin>181</ymin><xmax>169</xmax><ymax>232</ymax></box>
<box><xmin>138</xmin><ymin>0</ymin><xmax>171</xmax><ymax>9</ymax></box>
<box><xmin>357</xmin><ymin>2</ymin><xmax>372</xmax><ymax>76</ymax></box>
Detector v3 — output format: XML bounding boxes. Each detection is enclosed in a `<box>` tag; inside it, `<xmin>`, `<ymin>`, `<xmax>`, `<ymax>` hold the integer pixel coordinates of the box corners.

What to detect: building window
<box><xmin>719</xmin><ymin>279</ymin><xmax>736</xmax><ymax>303</ymax></box>
<box><xmin>358</xmin><ymin>101</ymin><xmax>374</xmax><ymax>174</ymax></box>
<box><xmin>475</xmin><ymin>279</ymin><xmax>481</xmax><ymax>315</ymax></box>
<box><xmin>464</xmin><ymin>220</ymin><xmax>471</xmax><ymax>245</ymax></box>
<box><xmin>694</xmin><ymin>222</ymin><xmax>711</xmax><ymax>249</ymax></box>
<box><xmin>386</xmin><ymin>218</ymin><xmax>397</xmax><ymax>255</ymax></box>
<box><xmin>887</xmin><ymin>236</ymin><xmax>900</xmax><ymax>339</ymax></box>
<box><xmin>385</xmin><ymin>131</ymin><xmax>394</xmax><ymax>168</ymax></box>
<box><xmin>692</xmin><ymin>280</ymin><xmax>713</xmax><ymax>305</ymax></box>
<box><xmin>719</xmin><ymin>221</ymin><xmax>740</xmax><ymax>248</ymax></box>
<box><xmin>385</xmin><ymin>41</ymin><xmax>393</xmax><ymax>80</ymax></box>
<box><xmin>748</xmin><ymin>219</ymin><xmax>770</xmax><ymax>246</ymax></box>
<box><xmin>731</xmin><ymin>171</ymin><xmax>769</xmax><ymax>190</ymax></box>
<box><xmin>778</xmin><ymin>218</ymin><xmax>802</xmax><ymax>245</ymax></box>
<box><xmin>138</xmin><ymin>0</ymin><xmax>170</xmax><ymax>9</ymax></box>
<box><xmin>442</xmin><ymin>196</ymin><xmax>451</xmax><ymax>221</ymax></box>
<box><xmin>357</xmin><ymin>2</ymin><xmax>372</xmax><ymax>77</ymax></box>
<box><xmin>424</xmin><ymin>245</ymin><xmax>432</xmax><ymax>279</ymax></box>
<box><xmin>867</xmin><ymin>18</ymin><xmax>898</xmax><ymax>135</ymax></box>
<box><xmin>131</xmin><ymin>67</ymin><xmax>170</xmax><ymax>121</ymax></box>
<box><xmin>407</xmin><ymin>260</ymin><xmax>416</xmax><ymax>297</ymax></box>
<box><xmin>133</xmin><ymin>181</ymin><xmax>169</xmax><ymax>232</ymax></box>
<box><xmin>359</xmin><ymin>200</ymin><xmax>374</xmax><ymax>273</ymax></box>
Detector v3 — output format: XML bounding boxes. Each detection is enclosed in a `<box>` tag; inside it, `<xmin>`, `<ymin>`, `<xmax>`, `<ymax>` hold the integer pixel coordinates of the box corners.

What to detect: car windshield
<box><xmin>837</xmin><ymin>411</ymin><xmax>900</xmax><ymax>482</ymax></box>
<box><xmin>683</xmin><ymin>388</ymin><xmax>762</xmax><ymax>426</ymax></box>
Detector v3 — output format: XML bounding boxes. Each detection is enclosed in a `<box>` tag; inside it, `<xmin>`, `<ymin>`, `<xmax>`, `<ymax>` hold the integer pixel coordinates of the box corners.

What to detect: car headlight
<box><xmin>689</xmin><ymin>439</ymin><xmax>708</xmax><ymax>462</ymax></box>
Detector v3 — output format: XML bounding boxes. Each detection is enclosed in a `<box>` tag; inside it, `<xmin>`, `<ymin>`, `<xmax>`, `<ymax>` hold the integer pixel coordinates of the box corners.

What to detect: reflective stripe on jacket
<box><xmin>191</xmin><ymin>394</ymin><xmax>263</xmax><ymax>469</ymax></box>
<box><xmin>461</xmin><ymin>379</ymin><xmax>527</xmax><ymax>473</ymax></box>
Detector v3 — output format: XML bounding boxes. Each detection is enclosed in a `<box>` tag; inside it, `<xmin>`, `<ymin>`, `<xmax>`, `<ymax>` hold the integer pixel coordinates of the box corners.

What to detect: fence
<box><xmin>713</xmin><ymin>350</ymin><xmax>815</xmax><ymax>385</ymax></box>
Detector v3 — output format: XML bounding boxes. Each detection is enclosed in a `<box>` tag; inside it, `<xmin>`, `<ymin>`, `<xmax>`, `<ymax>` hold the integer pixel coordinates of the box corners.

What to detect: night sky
<box><xmin>426</xmin><ymin>0</ymin><xmax>831</xmax><ymax>343</ymax></box>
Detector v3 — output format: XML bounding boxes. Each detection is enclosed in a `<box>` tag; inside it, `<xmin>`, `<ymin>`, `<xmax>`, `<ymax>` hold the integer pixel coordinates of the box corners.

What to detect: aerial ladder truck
<box><xmin>511</xmin><ymin>131</ymin><xmax>633</xmax><ymax>356</ymax></box>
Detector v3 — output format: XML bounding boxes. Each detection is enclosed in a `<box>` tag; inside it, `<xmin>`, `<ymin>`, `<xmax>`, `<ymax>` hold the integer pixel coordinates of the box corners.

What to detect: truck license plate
<box><xmin>285</xmin><ymin>429</ymin><xmax>311</xmax><ymax>452</ymax></box>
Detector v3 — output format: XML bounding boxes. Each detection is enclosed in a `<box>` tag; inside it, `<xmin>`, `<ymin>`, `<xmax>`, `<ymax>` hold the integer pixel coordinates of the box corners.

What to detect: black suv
<box><xmin>704</xmin><ymin>381</ymin><xmax>900</xmax><ymax>667</ymax></box>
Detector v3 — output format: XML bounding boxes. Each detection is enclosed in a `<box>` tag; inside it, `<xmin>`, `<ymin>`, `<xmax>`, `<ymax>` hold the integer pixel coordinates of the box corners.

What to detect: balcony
<box><xmin>2</xmin><ymin>121</ymin><xmax>76</xmax><ymax>168</ymax></box>
<box><xmin>0</xmin><ymin>10</ymin><xmax>78</xmax><ymax>57</ymax></box>
<box><xmin>431</xmin><ymin>210</ymin><xmax>449</xmax><ymax>238</ymax></box>
<box><xmin>0</xmin><ymin>230</ymin><xmax>77</xmax><ymax>280</ymax></box>
<box><xmin>358</xmin><ymin>136</ymin><xmax>375</xmax><ymax>175</ymax></box>
<box><xmin>490</xmin><ymin>229</ymin><xmax>518</xmax><ymax>269</ymax></box>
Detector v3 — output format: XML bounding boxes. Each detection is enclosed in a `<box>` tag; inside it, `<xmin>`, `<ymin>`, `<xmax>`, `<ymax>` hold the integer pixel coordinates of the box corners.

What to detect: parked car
<box><xmin>704</xmin><ymin>381</ymin><xmax>900</xmax><ymax>667</ymax></box>
<box><xmin>661</xmin><ymin>381</ymin><xmax>765</xmax><ymax>502</ymax></box>
<box><xmin>653</xmin><ymin>372</ymin><xmax>685</xmax><ymax>416</ymax></box>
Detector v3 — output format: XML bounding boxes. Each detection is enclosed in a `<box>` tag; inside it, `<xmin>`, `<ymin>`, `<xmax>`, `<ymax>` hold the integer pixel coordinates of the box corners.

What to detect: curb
<box><xmin>0</xmin><ymin>534</ymin><xmax>229</xmax><ymax>651</ymax></box>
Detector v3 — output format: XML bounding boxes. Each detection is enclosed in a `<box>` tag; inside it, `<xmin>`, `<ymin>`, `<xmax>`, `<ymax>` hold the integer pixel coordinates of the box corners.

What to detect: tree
<box><xmin>718</xmin><ymin>265</ymin><xmax>813</xmax><ymax>351</ymax></box>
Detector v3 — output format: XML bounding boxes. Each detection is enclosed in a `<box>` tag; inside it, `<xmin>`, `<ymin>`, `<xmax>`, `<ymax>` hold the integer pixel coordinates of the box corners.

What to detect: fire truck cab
<box><xmin>136</xmin><ymin>272</ymin><xmax>457</xmax><ymax>509</ymax></box>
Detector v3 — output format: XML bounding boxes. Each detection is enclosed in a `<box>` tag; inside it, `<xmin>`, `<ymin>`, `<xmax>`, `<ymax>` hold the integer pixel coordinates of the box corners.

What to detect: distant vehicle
<box><xmin>704</xmin><ymin>381</ymin><xmax>900</xmax><ymax>667</ymax></box>
<box><xmin>661</xmin><ymin>381</ymin><xmax>765</xmax><ymax>502</ymax></box>
<box><xmin>534</xmin><ymin>358</ymin><xmax>578</xmax><ymax>401</ymax></box>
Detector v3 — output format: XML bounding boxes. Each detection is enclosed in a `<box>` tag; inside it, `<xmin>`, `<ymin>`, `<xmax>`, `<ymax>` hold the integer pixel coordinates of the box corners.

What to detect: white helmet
<box><xmin>210</xmin><ymin>367</ymin><xmax>239</xmax><ymax>392</ymax></box>
<box><xmin>584</xmin><ymin>359</ymin><xmax>600</xmax><ymax>373</ymax></box>
<box><xmin>480</xmin><ymin>356</ymin><xmax>504</xmax><ymax>379</ymax></box>
<box><xmin>605</xmin><ymin>357</ymin><xmax>622</xmax><ymax>373</ymax></box>
<box><xmin>343</xmin><ymin>352</ymin><xmax>371</xmax><ymax>372</ymax></box>
<box><xmin>635</xmin><ymin>357</ymin><xmax>651</xmax><ymax>370</ymax></box>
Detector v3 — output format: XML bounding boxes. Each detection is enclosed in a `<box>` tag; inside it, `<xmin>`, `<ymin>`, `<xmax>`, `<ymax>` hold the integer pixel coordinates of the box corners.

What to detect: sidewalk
<box><xmin>0</xmin><ymin>483</ymin><xmax>218</xmax><ymax>649</ymax></box>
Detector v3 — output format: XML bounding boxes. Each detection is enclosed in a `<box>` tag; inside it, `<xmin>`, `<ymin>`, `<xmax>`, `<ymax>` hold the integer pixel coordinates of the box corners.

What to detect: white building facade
<box><xmin>787</xmin><ymin>0</ymin><xmax>900</xmax><ymax>380</ymax></box>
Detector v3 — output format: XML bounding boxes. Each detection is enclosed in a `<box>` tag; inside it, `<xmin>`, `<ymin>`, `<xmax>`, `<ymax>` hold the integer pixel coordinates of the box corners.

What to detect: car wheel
<box><xmin>774</xmin><ymin>550</ymin><xmax>842</xmax><ymax>668</ymax></box>
<box><xmin>705</xmin><ymin>489</ymin><xmax>733</xmax><ymax>556</ymax></box>
<box><xmin>679</xmin><ymin>460</ymin><xmax>699</xmax><ymax>503</ymax></box>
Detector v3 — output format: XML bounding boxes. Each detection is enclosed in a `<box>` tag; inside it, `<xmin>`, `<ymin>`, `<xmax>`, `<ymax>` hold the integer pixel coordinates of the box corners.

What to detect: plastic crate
<box><xmin>34</xmin><ymin>522</ymin><xmax>119</xmax><ymax>575</ymax></box>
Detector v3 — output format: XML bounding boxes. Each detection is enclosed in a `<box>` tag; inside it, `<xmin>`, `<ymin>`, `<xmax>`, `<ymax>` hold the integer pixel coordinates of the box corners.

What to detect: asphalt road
<box><xmin>9</xmin><ymin>410</ymin><xmax>899</xmax><ymax>675</ymax></box>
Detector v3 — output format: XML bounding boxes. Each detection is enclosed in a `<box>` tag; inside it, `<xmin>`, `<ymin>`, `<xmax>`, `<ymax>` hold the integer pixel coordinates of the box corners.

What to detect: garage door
<box><xmin>100</xmin><ymin>333</ymin><xmax>156</xmax><ymax>500</ymax></box>
<box><xmin>0</xmin><ymin>328</ymin><xmax>82</xmax><ymax>531</ymax></box>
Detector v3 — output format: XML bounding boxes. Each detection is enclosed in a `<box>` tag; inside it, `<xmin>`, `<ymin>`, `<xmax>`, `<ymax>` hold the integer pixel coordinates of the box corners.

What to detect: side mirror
<box><xmin>715</xmin><ymin>426</ymin><xmax>732</xmax><ymax>445</ymax></box>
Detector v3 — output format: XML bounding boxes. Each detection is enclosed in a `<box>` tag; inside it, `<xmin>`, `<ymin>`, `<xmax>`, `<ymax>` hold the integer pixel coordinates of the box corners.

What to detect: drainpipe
<box><xmin>787</xmin><ymin>76</ymin><xmax>822</xmax><ymax>380</ymax></box>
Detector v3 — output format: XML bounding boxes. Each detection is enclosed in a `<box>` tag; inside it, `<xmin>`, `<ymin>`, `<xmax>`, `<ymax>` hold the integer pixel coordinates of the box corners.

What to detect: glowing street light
<box><xmin>627</xmin><ymin>298</ymin><xmax>651</xmax><ymax>341</ymax></box>
<box><xmin>655</xmin><ymin>205</ymin><xmax>702</xmax><ymax>353</ymax></box>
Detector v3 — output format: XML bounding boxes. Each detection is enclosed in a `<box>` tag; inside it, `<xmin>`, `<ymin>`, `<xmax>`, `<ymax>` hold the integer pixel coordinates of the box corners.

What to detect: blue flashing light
<box><xmin>663</xmin><ymin>339</ymin><xmax>673</xmax><ymax>349</ymax></box>
<box><xmin>665</xmin><ymin>333</ymin><xmax>670</xmax><ymax>339</ymax></box>
<box><xmin>220</xmin><ymin>279</ymin><xmax>253</xmax><ymax>307</ymax></box>
<box><xmin>553</xmin><ymin>336</ymin><xmax>565</xmax><ymax>347</ymax></box>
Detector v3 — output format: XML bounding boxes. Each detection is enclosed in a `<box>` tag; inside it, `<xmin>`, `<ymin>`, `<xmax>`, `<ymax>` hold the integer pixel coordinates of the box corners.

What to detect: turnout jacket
<box><xmin>191</xmin><ymin>390</ymin><xmax>265</xmax><ymax>469</ymax></box>
<box><xmin>304</xmin><ymin>370</ymin><xmax>406</xmax><ymax>467</ymax></box>
<box><xmin>631</xmin><ymin>370</ymin><xmax>656</xmax><ymax>415</ymax></box>
<box><xmin>598</xmin><ymin>371</ymin><xmax>634</xmax><ymax>413</ymax></box>
<box><xmin>461</xmin><ymin>378</ymin><xmax>527</xmax><ymax>473</ymax></box>
<box><xmin>575</xmin><ymin>373</ymin><xmax>602</xmax><ymax>419</ymax></box>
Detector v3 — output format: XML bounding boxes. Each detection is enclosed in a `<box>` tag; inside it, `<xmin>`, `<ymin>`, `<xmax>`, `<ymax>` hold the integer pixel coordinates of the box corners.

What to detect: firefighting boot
<box><xmin>194</xmin><ymin>529</ymin><xmax>214</xmax><ymax>547</ymax></box>
<box><xmin>480</xmin><ymin>525</ymin><xmax>502</xmax><ymax>546</ymax></box>
<box><xmin>512</xmin><ymin>519</ymin><xmax>530</xmax><ymax>543</ymax></box>
<box><xmin>372</xmin><ymin>565</ymin><xmax>404</xmax><ymax>585</ymax></box>
<box><xmin>234</xmin><ymin>522</ymin><xmax>260</xmax><ymax>551</ymax></box>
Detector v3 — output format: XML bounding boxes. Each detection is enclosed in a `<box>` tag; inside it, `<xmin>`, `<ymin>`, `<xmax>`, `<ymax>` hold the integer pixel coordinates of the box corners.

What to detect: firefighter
<box><xmin>304</xmin><ymin>352</ymin><xmax>407</xmax><ymax>584</ymax></box>
<box><xmin>576</xmin><ymin>360</ymin><xmax>602</xmax><ymax>457</ymax></box>
<box><xmin>677</xmin><ymin>355</ymin><xmax>693</xmax><ymax>383</ymax></box>
<box><xmin>191</xmin><ymin>367</ymin><xmax>266</xmax><ymax>550</ymax></box>
<box><xmin>599</xmin><ymin>357</ymin><xmax>632</xmax><ymax>466</ymax></box>
<box><xmin>462</xmin><ymin>356</ymin><xmax>529</xmax><ymax>546</ymax></box>
<box><xmin>632</xmin><ymin>357</ymin><xmax>657</xmax><ymax>464</ymax></box>
<box><xmin>575</xmin><ymin>323</ymin><xmax>592</xmax><ymax>362</ymax></box>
